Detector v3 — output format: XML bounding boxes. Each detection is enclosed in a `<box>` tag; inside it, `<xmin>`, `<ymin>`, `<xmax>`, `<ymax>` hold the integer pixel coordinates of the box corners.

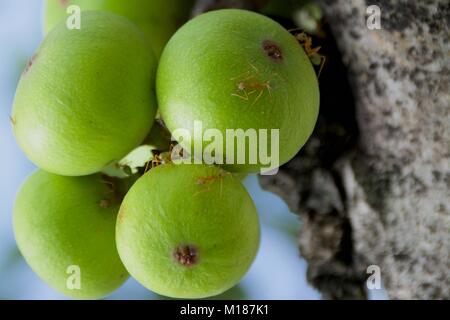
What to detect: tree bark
<box><xmin>259</xmin><ymin>0</ymin><xmax>450</xmax><ymax>299</ymax></box>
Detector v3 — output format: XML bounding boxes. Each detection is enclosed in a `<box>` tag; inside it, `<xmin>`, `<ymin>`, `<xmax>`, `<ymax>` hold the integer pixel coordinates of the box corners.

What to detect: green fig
<box><xmin>44</xmin><ymin>0</ymin><xmax>194</xmax><ymax>57</ymax></box>
<box><xmin>157</xmin><ymin>9</ymin><xmax>319</xmax><ymax>173</ymax></box>
<box><xmin>14</xmin><ymin>170</ymin><xmax>128</xmax><ymax>299</ymax></box>
<box><xmin>116</xmin><ymin>164</ymin><xmax>260</xmax><ymax>298</ymax></box>
<box><xmin>12</xmin><ymin>11</ymin><xmax>157</xmax><ymax>176</ymax></box>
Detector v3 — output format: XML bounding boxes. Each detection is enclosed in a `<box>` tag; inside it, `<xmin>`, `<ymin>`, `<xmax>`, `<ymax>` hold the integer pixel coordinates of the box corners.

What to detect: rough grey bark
<box><xmin>259</xmin><ymin>0</ymin><xmax>450</xmax><ymax>299</ymax></box>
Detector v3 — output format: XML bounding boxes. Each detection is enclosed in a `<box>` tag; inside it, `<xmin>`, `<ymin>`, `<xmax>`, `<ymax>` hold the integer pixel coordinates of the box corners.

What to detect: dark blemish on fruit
<box><xmin>173</xmin><ymin>244</ymin><xmax>198</xmax><ymax>267</ymax></box>
<box><xmin>262</xmin><ymin>40</ymin><xmax>283</xmax><ymax>61</ymax></box>
<box><xmin>9</xmin><ymin>116</ymin><xmax>16</xmax><ymax>126</ymax></box>
<box><xmin>22</xmin><ymin>54</ymin><xmax>37</xmax><ymax>76</ymax></box>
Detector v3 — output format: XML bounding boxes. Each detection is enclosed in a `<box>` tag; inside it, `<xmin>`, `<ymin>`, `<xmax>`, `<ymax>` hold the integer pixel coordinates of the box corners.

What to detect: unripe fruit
<box><xmin>116</xmin><ymin>164</ymin><xmax>260</xmax><ymax>298</ymax></box>
<box><xmin>12</xmin><ymin>11</ymin><xmax>157</xmax><ymax>176</ymax></box>
<box><xmin>157</xmin><ymin>9</ymin><xmax>319</xmax><ymax>173</ymax></box>
<box><xmin>13</xmin><ymin>170</ymin><xmax>128</xmax><ymax>299</ymax></box>
<box><xmin>44</xmin><ymin>0</ymin><xmax>194</xmax><ymax>57</ymax></box>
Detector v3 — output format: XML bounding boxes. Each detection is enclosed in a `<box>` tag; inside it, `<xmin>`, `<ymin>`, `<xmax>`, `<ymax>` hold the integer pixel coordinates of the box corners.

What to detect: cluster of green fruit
<box><xmin>11</xmin><ymin>0</ymin><xmax>319</xmax><ymax>299</ymax></box>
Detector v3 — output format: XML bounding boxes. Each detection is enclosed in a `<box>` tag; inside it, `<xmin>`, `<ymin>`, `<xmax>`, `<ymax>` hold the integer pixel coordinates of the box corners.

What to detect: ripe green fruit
<box><xmin>44</xmin><ymin>0</ymin><xmax>194</xmax><ymax>57</ymax></box>
<box><xmin>116</xmin><ymin>164</ymin><xmax>260</xmax><ymax>298</ymax></box>
<box><xmin>157</xmin><ymin>9</ymin><xmax>319</xmax><ymax>173</ymax></box>
<box><xmin>12</xmin><ymin>11</ymin><xmax>157</xmax><ymax>176</ymax></box>
<box><xmin>13</xmin><ymin>170</ymin><xmax>128</xmax><ymax>299</ymax></box>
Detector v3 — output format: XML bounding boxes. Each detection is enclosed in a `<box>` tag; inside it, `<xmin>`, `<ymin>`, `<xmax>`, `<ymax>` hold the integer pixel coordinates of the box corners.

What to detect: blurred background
<box><xmin>0</xmin><ymin>0</ymin><xmax>325</xmax><ymax>300</ymax></box>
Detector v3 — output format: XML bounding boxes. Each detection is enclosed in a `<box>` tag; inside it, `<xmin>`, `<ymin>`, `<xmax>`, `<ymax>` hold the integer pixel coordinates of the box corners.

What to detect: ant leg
<box><xmin>231</xmin><ymin>93</ymin><xmax>248</xmax><ymax>100</ymax></box>
<box><xmin>317</xmin><ymin>55</ymin><xmax>326</xmax><ymax>78</ymax></box>
<box><xmin>144</xmin><ymin>160</ymin><xmax>151</xmax><ymax>173</ymax></box>
<box><xmin>266</xmin><ymin>84</ymin><xmax>273</xmax><ymax>98</ymax></box>
<box><xmin>193</xmin><ymin>185</ymin><xmax>211</xmax><ymax>197</ymax></box>
<box><xmin>231</xmin><ymin>89</ymin><xmax>249</xmax><ymax>101</ymax></box>
<box><xmin>231</xmin><ymin>61</ymin><xmax>259</xmax><ymax>81</ymax></box>
<box><xmin>241</xmin><ymin>74</ymin><xmax>257</xmax><ymax>82</ymax></box>
<box><xmin>288</xmin><ymin>27</ymin><xmax>304</xmax><ymax>33</ymax></box>
<box><xmin>252</xmin><ymin>89</ymin><xmax>264</xmax><ymax>106</ymax></box>
<box><xmin>247</xmin><ymin>61</ymin><xmax>259</xmax><ymax>73</ymax></box>
<box><xmin>230</xmin><ymin>70</ymin><xmax>251</xmax><ymax>81</ymax></box>
<box><xmin>308</xmin><ymin>46</ymin><xmax>321</xmax><ymax>58</ymax></box>
<box><xmin>300</xmin><ymin>36</ymin><xmax>315</xmax><ymax>56</ymax></box>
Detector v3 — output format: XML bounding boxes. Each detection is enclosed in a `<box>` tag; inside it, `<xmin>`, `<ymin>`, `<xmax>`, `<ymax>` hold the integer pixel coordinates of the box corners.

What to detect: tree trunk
<box><xmin>259</xmin><ymin>0</ymin><xmax>450</xmax><ymax>299</ymax></box>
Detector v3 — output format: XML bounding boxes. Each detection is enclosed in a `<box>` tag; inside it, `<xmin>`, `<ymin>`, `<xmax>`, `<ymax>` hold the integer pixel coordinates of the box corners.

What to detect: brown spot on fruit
<box><xmin>173</xmin><ymin>244</ymin><xmax>198</xmax><ymax>267</ymax></box>
<box><xmin>262</xmin><ymin>40</ymin><xmax>283</xmax><ymax>61</ymax></box>
<box><xmin>59</xmin><ymin>0</ymin><xmax>69</xmax><ymax>7</ymax></box>
<box><xmin>9</xmin><ymin>116</ymin><xmax>16</xmax><ymax>126</ymax></box>
<box><xmin>22</xmin><ymin>54</ymin><xmax>37</xmax><ymax>76</ymax></box>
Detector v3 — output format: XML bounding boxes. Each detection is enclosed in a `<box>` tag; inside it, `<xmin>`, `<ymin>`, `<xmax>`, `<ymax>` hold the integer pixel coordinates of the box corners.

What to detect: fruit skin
<box><xmin>116</xmin><ymin>164</ymin><xmax>260</xmax><ymax>299</ymax></box>
<box><xmin>13</xmin><ymin>170</ymin><xmax>128</xmax><ymax>299</ymax></box>
<box><xmin>157</xmin><ymin>9</ymin><xmax>319</xmax><ymax>173</ymax></box>
<box><xmin>12</xmin><ymin>11</ymin><xmax>157</xmax><ymax>176</ymax></box>
<box><xmin>44</xmin><ymin>0</ymin><xmax>194</xmax><ymax>57</ymax></box>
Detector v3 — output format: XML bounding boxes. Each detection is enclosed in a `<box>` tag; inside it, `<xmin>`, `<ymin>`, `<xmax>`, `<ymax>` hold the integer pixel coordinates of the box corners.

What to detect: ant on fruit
<box><xmin>231</xmin><ymin>62</ymin><xmax>283</xmax><ymax>106</ymax></box>
<box><xmin>194</xmin><ymin>171</ymin><xmax>232</xmax><ymax>198</ymax></box>
<box><xmin>196</xmin><ymin>172</ymin><xmax>230</xmax><ymax>185</ymax></box>
<box><xmin>289</xmin><ymin>29</ymin><xmax>326</xmax><ymax>78</ymax></box>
